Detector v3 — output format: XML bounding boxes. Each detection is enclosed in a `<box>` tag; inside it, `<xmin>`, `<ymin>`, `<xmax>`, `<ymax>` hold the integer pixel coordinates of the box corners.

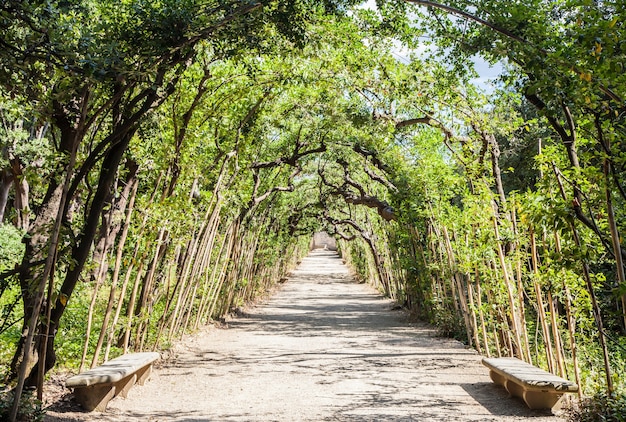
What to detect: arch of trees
<box><xmin>1</xmin><ymin>0</ymin><xmax>625</xmax><ymax>418</ymax></box>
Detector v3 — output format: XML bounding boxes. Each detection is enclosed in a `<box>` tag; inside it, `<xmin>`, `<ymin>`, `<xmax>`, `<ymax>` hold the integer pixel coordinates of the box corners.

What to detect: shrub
<box><xmin>0</xmin><ymin>224</ymin><xmax>25</xmax><ymax>380</ymax></box>
<box><xmin>0</xmin><ymin>390</ymin><xmax>45</xmax><ymax>422</ymax></box>
<box><xmin>567</xmin><ymin>391</ymin><xmax>626</xmax><ymax>422</ymax></box>
<box><xmin>0</xmin><ymin>223</ymin><xmax>24</xmax><ymax>272</ymax></box>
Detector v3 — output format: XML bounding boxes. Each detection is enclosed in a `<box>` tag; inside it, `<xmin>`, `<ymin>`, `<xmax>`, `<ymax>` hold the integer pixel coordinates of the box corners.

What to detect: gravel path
<box><xmin>46</xmin><ymin>250</ymin><xmax>564</xmax><ymax>421</ymax></box>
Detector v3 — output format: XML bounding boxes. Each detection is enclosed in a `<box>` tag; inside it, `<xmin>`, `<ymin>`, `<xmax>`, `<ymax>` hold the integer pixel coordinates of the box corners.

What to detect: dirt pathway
<box><xmin>46</xmin><ymin>250</ymin><xmax>564</xmax><ymax>421</ymax></box>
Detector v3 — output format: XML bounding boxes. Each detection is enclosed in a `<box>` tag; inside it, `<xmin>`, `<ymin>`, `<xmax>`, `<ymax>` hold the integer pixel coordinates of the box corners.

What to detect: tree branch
<box><xmin>318</xmin><ymin>164</ymin><xmax>396</xmax><ymax>222</ymax></box>
<box><xmin>252</xmin><ymin>142</ymin><xmax>326</xmax><ymax>169</ymax></box>
<box><xmin>352</xmin><ymin>144</ymin><xmax>391</xmax><ymax>173</ymax></box>
<box><xmin>364</xmin><ymin>165</ymin><xmax>398</xmax><ymax>192</ymax></box>
<box><xmin>405</xmin><ymin>0</ymin><xmax>624</xmax><ymax>105</ymax></box>
<box><xmin>395</xmin><ymin>116</ymin><xmax>432</xmax><ymax>129</ymax></box>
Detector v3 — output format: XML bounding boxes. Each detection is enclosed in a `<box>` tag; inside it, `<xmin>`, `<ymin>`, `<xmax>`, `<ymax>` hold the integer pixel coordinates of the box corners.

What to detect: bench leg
<box><xmin>523</xmin><ymin>390</ymin><xmax>562</xmax><ymax>410</ymax></box>
<box><xmin>491</xmin><ymin>375</ymin><xmax>564</xmax><ymax>410</ymax></box>
<box><xmin>73</xmin><ymin>385</ymin><xmax>116</xmax><ymax>412</ymax></box>
<box><xmin>136</xmin><ymin>363</ymin><xmax>153</xmax><ymax>385</ymax></box>
<box><xmin>114</xmin><ymin>373</ymin><xmax>138</xmax><ymax>399</ymax></box>
<box><xmin>488</xmin><ymin>370</ymin><xmax>506</xmax><ymax>387</ymax></box>
<box><xmin>503</xmin><ymin>379</ymin><xmax>526</xmax><ymax>400</ymax></box>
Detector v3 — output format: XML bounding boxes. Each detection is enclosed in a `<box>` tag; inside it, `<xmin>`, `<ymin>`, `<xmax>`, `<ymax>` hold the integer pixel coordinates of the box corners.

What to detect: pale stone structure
<box><xmin>310</xmin><ymin>231</ymin><xmax>337</xmax><ymax>251</ymax></box>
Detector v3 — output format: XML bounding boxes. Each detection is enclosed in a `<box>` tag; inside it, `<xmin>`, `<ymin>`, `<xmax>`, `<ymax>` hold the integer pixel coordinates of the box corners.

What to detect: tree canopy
<box><xmin>1</xmin><ymin>1</ymin><xmax>625</xmax><ymax>419</ymax></box>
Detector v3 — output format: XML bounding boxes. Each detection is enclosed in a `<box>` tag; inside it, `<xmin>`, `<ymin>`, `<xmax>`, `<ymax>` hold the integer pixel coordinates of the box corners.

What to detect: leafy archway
<box><xmin>1</xmin><ymin>1</ymin><xmax>625</xmax><ymax>419</ymax></box>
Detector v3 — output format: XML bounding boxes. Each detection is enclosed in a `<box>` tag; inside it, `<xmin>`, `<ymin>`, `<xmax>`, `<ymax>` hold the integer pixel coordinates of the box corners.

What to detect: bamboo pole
<box><xmin>475</xmin><ymin>280</ymin><xmax>490</xmax><ymax>357</ymax></box>
<box><xmin>134</xmin><ymin>226</ymin><xmax>167</xmax><ymax>347</ymax></box>
<box><xmin>104</xmin><ymin>242</ymin><xmax>143</xmax><ymax>361</ymax></box>
<box><xmin>467</xmin><ymin>281</ymin><xmax>481</xmax><ymax>353</ymax></box>
<box><xmin>553</xmin><ymin>165</ymin><xmax>613</xmax><ymax>393</ymax></box>
<box><xmin>547</xmin><ymin>288</ymin><xmax>566</xmax><ymax>377</ymax></box>
<box><xmin>91</xmin><ymin>179</ymin><xmax>138</xmax><ymax>366</ymax></box>
<box><xmin>530</xmin><ymin>229</ymin><xmax>556</xmax><ymax>372</ymax></box>
<box><xmin>492</xmin><ymin>215</ymin><xmax>523</xmax><ymax>359</ymax></box>
<box><xmin>510</xmin><ymin>205</ymin><xmax>532</xmax><ymax>362</ymax></box>
<box><xmin>486</xmin><ymin>261</ymin><xmax>503</xmax><ymax>356</ymax></box>
<box><xmin>604</xmin><ymin>145</ymin><xmax>626</xmax><ymax>331</ymax></box>
<box><xmin>166</xmin><ymin>203</ymin><xmax>215</xmax><ymax>339</ymax></box>
<box><xmin>122</xmin><ymin>261</ymin><xmax>146</xmax><ymax>353</ymax></box>
<box><xmin>154</xmin><ymin>247</ymin><xmax>181</xmax><ymax>348</ymax></box>
<box><xmin>11</xmin><ymin>133</ymin><xmax>78</xmax><ymax>422</ymax></box>
<box><xmin>197</xmin><ymin>228</ymin><xmax>230</xmax><ymax>326</ymax></box>
<box><xmin>79</xmin><ymin>180</ymin><xmax>121</xmax><ymax>369</ymax></box>
<box><xmin>554</xmin><ymin>230</ymin><xmax>582</xmax><ymax>397</ymax></box>
<box><xmin>205</xmin><ymin>220</ymin><xmax>239</xmax><ymax>321</ymax></box>
<box><xmin>105</xmin><ymin>173</ymin><xmax>164</xmax><ymax>359</ymax></box>
<box><xmin>179</xmin><ymin>205</ymin><xmax>225</xmax><ymax>334</ymax></box>
<box><xmin>167</xmin><ymin>234</ymin><xmax>200</xmax><ymax>340</ymax></box>
<box><xmin>176</xmin><ymin>221</ymin><xmax>215</xmax><ymax>335</ymax></box>
<box><xmin>79</xmin><ymin>261</ymin><xmax>108</xmax><ymax>371</ymax></box>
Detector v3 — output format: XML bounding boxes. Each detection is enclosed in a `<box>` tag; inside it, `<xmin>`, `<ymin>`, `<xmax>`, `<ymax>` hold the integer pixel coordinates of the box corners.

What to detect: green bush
<box><xmin>0</xmin><ymin>223</ymin><xmax>24</xmax><ymax>272</ymax></box>
<box><xmin>432</xmin><ymin>302</ymin><xmax>467</xmax><ymax>343</ymax></box>
<box><xmin>1</xmin><ymin>224</ymin><xmax>25</xmax><ymax>380</ymax></box>
<box><xmin>0</xmin><ymin>390</ymin><xmax>45</xmax><ymax>422</ymax></box>
<box><xmin>567</xmin><ymin>391</ymin><xmax>626</xmax><ymax>422</ymax></box>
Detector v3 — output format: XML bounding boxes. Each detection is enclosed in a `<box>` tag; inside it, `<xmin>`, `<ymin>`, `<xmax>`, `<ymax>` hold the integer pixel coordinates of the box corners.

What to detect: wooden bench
<box><xmin>66</xmin><ymin>351</ymin><xmax>160</xmax><ymax>411</ymax></box>
<box><xmin>482</xmin><ymin>357</ymin><xmax>578</xmax><ymax>410</ymax></box>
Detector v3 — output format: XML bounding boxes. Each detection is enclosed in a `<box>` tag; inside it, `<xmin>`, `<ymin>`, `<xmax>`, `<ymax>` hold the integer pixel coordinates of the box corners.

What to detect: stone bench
<box><xmin>482</xmin><ymin>357</ymin><xmax>578</xmax><ymax>410</ymax></box>
<box><xmin>66</xmin><ymin>351</ymin><xmax>160</xmax><ymax>411</ymax></box>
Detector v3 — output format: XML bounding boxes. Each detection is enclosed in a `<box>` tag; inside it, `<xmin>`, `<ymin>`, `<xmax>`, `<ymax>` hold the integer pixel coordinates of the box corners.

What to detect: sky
<box><xmin>466</xmin><ymin>56</ymin><xmax>505</xmax><ymax>92</ymax></box>
<box><xmin>357</xmin><ymin>0</ymin><xmax>506</xmax><ymax>92</ymax></box>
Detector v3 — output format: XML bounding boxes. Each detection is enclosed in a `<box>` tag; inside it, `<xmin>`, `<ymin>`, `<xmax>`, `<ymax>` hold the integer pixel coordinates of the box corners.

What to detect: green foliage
<box><xmin>567</xmin><ymin>390</ymin><xmax>626</xmax><ymax>422</ymax></box>
<box><xmin>0</xmin><ymin>224</ymin><xmax>24</xmax><ymax>272</ymax></box>
<box><xmin>54</xmin><ymin>284</ymin><xmax>92</xmax><ymax>369</ymax></box>
<box><xmin>0</xmin><ymin>390</ymin><xmax>45</xmax><ymax>422</ymax></box>
<box><xmin>431</xmin><ymin>300</ymin><xmax>467</xmax><ymax>341</ymax></box>
<box><xmin>1</xmin><ymin>2</ymin><xmax>624</xmax><ymax>412</ymax></box>
<box><xmin>0</xmin><ymin>325</ymin><xmax>21</xmax><ymax>381</ymax></box>
<box><xmin>0</xmin><ymin>224</ymin><xmax>25</xmax><ymax>378</ymax></box>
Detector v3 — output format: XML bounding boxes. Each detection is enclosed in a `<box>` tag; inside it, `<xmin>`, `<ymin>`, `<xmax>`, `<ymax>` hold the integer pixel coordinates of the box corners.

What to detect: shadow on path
<box><xmin>45</xmin><ymin>250</ymin><xmax>563</xmax><ymax>422</ymax></box>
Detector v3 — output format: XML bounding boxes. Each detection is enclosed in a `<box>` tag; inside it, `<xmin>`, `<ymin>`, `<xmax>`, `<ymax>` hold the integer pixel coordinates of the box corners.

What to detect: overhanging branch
<box><xmin>252</xmin><ymin>142</ymin><xmax>326</xmax><ymax>169</ymax></box>
<box><xmin>404</xmin><ymin>0</ymin><xmax>623</xmax><ymax>105</ymax></box>
<box><xmin>318</xmin><ymin>165</ymin><xmax>396</xmax><ymax>222</ymax></box>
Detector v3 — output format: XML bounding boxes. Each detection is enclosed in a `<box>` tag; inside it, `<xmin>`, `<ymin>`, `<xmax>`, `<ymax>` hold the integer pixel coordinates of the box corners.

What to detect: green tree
<box><xmin>0</xmin><ymin>2</ymin><xmax>360</xmax><ymax>416</ymax></box>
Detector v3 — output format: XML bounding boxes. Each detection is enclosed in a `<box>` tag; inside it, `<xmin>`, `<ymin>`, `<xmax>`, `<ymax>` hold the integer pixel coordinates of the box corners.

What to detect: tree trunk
<box><xmin>23</xmin><ymin>131</ymin><xmax>134</xmax><ymax>385</ymax></box>
<box><xmin>10</xmin><ymin>176</ymin><xmax>68</xmax><ymax>382</ymax></box>
<box><xmin>9</xmin><ymin>105</ymin><xmax>83</xmax><ymax>420</ymax></box>
<box><xmin>0</xmin><ymin>168</ymin><xmax>13</xmax><ymax>223</ymax></box>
